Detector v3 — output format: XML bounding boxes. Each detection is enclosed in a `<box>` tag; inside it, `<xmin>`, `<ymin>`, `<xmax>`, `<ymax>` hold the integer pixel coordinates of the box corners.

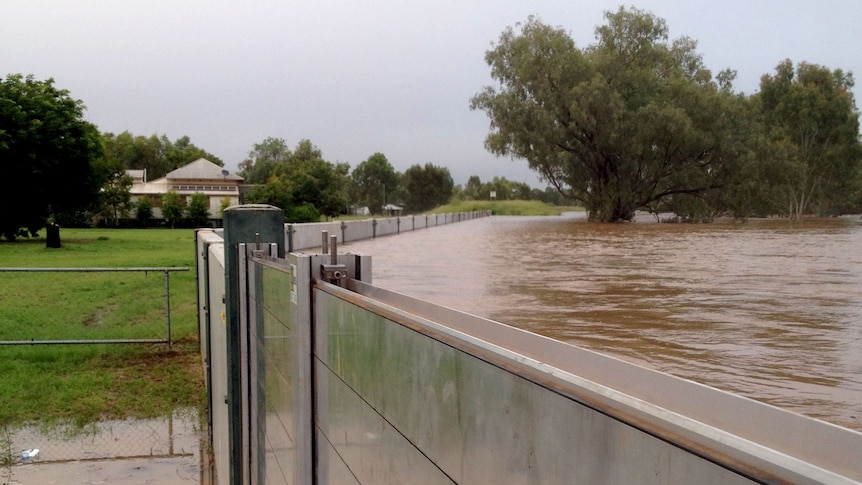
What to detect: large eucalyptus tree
<box><xmin>756</xmin><ymin>60</ymin><xmax>861</xmax><ymax>219</ymax></box>
<box><xmin>471</xmin><ymin>7</ymin><xmax>747</xmax><ymax>222</ymax></box>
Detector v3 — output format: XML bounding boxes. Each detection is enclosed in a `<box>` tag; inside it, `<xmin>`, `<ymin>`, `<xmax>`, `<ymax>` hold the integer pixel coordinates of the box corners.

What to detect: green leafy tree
<box><xmin>470</xmin><ymin>9</ymin><xmax>746</xmax><ymax>222</ymax></box>
<box><xmin>245</xmin><ymin>179</ymin><xmax>292</xmax><ymax>212</ymax></box>
<box><xmin>160</xmin><ymin>191</ymin><xmax>185</xmax><ymax>228</ymax></box>
<box><xmin>0</xmin><ymin>74</ymin><xmax>106</xmax><ymax>239</ymax></box>
<box><xmin>463</xmin><ymin>175</ymin><xmax>483</xmax><ymax>200</ymax></box>
<box><xmin>304</xmin><ymin>160</ymin><xmax>351</xmax><ymax>218</ymax></box>
<box><xmin>102</xmin><ymin>131</ymin><xmax>137</xmax><ymax>174</ymax></box>
<box><xmin>102</xmin><ymin>132</ymin><xmax>165</xmax><ymax>179</ymax></box>
<box><xmin>100</xmin><ymin>171</ymin><xmax>133</xmax><ymax>226</ymax></box>
<box><xmin>351</xmin><ymin>153</ymin><xmax>399</xmax><ymax>214</ymax></box>
<box><xmin>512</xmin><ymin>181</ymin><xmax>532</xmax><ymax>200</ymax></box>
<box><xmin>186</xmin><ymin>193</ymin><xmax>211</xmax><ymax>227</ymax></box>
<box><xmin>756</xmin><ymin>60</ymin><xmax>862</xmax><ymax>219</ymax></box>
<box><xmin>245</xmin><ymin>179</ymin><xmax>321</xmax><ymax>223</ymax></box>
<box><xmin>163</xmin><ymin>135</ymin><xmax>223</xmax><ymax>173</ymax></box>
<box><xmin>102</xmin><ymin>131</ymin><xmax>222</xmax><ymax>180</ymax></box>
<box><xmin>243</xmin><ymin>139</ymin><xmax>349</xmax><ymax>220</ymax></box>
<box><xmin>402</xmin><ymin>163</ymin><xmax>454</xmax><ymax>212</ymax></box>
<box><xmin>134</xmin><ymin>197</ymin><xmax>153</xmax><ymax>226</ymax></box>
<box><xmin>237</xmin><ymin>137</ymin><xmax>290</xmax><ymax>184</ymax></box>
<box><xmin>274</xmin><ymin>140</ymin><xmax>349</xmax><ymax>218</ymax></box>
<box><xmin>285</xmin><ymin>203</ymin><xmax>321</xmax><ymax>223</ymax></box>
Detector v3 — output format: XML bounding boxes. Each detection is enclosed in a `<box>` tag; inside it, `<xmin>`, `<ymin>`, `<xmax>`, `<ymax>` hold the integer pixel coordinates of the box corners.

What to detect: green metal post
<box><xmin>223</xmin><ymin>205</ymin><xmax>284</xmax><ymax>485</ymax></box>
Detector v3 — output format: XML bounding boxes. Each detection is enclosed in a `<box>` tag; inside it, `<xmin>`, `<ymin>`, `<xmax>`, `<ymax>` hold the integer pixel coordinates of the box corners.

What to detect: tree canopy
<box><xmin>186</xmin><ymin>192</ymin><xmax>210</xmax><ymax>228</ymax></box>
<box><xmin>0</xmin><ymin>74</ymin><xmax>106</xmax><ymax>239</ymax></box>
<box><xmin>755</xmin><ymin>60</ymin><xmax>861</xmax><ymax>218</ymax></box>
<box><xmin>402</xmin><ymin>163</ymin><xmax>454</xmax><ymax>212</ymax></box>
<box><xmin>242</xmin><ymin>139</ymin><xmax>350</xmax><ymax>221</ymax></box>
<box><xmin>102</xmin><ymin>131</ymin><xmax>223</xmax><ymax>181</ymax></box>
<box><xmin>471</xmin><ymin>9</ymin><xmax>751</xmax><ymax>222</ymax></box>
<box><xmin>160</xmin><ymin>191</ymin><xmax>185</xmax><ymax>228</ymax></box>
<box><xmin>460</xmin><ymin>175</ymin><xmax>535</xmax><ymax>202</ymax></box>
<box><xmin>237</xmin><ymin>137</ymin><xmax>290</xmax><ymax>184</ymax></box>
<box><xmin>351</xmin><ymin>153</ymin><xmax>399</xmax><ymax>214</ymax></box>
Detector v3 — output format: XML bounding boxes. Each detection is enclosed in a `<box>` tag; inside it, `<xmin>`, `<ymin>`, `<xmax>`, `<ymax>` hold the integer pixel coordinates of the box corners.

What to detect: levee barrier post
<box><xmin>223</xmin><ymin>204</ymin><xmax>285</xmax><ymax>485</ymax></box>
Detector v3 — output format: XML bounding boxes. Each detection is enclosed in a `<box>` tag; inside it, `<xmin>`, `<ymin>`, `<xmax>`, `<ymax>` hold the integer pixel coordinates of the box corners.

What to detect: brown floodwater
<box><xmin>343</xmin><ymin>213</ymin><xmax>862</xmax><ymax>431</ymax></box>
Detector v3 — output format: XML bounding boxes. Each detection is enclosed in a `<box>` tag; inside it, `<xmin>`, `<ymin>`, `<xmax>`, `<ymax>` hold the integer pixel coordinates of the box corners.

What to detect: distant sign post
<box><xmin>490</xmin><ymin>190</ymin><xmax>496</xmax><ymax>200</ymax></box>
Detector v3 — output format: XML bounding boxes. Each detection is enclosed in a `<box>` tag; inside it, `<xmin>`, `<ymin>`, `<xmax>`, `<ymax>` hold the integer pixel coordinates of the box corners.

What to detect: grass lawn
<box><xmin>0</xmin><ymin>229</ymin><xmax>204</xmax><ymax>427</ymax></box>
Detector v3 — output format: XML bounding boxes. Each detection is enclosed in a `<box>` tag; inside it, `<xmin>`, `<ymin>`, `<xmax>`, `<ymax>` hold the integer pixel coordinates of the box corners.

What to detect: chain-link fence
<box><xmin>0</xmin><ymin>267</ymin><xmax>189</xmax><ymax>347</ymax></box>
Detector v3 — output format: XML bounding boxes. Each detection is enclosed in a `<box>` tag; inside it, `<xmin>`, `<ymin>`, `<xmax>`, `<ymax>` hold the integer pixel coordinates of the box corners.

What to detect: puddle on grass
<box><xmin>2</xmin><ymin>410</ymin><xmax>211</xmax><ymax>485</ymax></box>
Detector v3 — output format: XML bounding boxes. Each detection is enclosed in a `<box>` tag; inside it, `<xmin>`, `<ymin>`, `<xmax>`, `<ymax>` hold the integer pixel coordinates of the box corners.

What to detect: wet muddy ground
<box><xmin>3</xmin><ymin>411</ymin><xmax>207</xmax><ymax>485</ymax></box>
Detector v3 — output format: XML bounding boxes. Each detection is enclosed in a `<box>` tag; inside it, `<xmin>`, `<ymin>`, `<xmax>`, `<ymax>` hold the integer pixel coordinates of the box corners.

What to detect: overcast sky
<box><xmin>3</xmin><ymin>1</ymin><xmax>860</xmax><ymax>187</ymax></box>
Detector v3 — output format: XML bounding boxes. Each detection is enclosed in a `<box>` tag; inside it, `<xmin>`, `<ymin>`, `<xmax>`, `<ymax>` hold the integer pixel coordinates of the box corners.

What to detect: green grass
<box><xmin>0</xmin><ymin>229</ymin><xmax>204</xmax><ymax>428</ymax></box>
<box><xmin>429</xmin><ymin>199</ymin><xmax>583</xmax><ymax>216</ymax></box>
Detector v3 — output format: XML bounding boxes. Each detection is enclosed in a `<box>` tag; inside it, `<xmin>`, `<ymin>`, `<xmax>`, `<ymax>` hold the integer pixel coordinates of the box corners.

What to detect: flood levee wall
<box><xmin>197</xmin><ymin>205</ymin><xmax>862</xmax><ymax>485</ymax></box>
<box><xmin>285</xmin><ymin>211</ymin><xmax>488</xmax><ymax>252</ymax></box>
<box><xmin>195</xmin><ymin>229</ymin><xmax>230</xmax><ymax>485</ymax></box>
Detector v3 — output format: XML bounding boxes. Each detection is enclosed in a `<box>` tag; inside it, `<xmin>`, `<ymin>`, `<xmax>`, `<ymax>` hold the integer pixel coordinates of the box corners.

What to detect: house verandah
<box><xmin>128</xmin><ymin>158</ymin><xmax>243</xmax><ymax>225</ymax></box>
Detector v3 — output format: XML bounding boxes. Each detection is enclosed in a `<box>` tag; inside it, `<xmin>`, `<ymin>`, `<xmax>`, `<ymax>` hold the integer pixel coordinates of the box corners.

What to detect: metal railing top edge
<box><xmin>0</xmin><ymin>267</ymin><xmax>190</xmax><ymax>272</ymax></box>
<box><xmin>0</xmin><ymin>339</ymin><xmax>169</xmax><ymax>345</ymax></box>
<box><xmin>315</xmin><ymin>278</ymin><xmax>862</xmax><ymax>483</ymax></box>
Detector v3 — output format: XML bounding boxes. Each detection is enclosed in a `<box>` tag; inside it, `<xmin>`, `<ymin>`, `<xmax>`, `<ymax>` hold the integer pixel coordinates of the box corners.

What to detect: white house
<box><xmin>128</xmin><ymin>158</ymin><xmax>243</xmax><ymax>221</ymax></box>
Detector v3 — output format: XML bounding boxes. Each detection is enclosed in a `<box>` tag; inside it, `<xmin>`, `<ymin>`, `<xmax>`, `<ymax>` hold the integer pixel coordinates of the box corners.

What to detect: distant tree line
<box><xmin>456</xmin><ymin>175</ymin><xmax>567</xmax><ymax>205</ymax></box>
<box><xmin>471</xmin><ymin>7</ymin><xmax>862</xmax><ymax>222</ymax></box>
<box><xmin>237</xmin><ymin>139</ymin><xmax>568</xmax><ymax>222</ymax></box>
<box><xmin>237</xmin><ymin>138</ymin><xmax>457</xmax><ymax>221</ymax></box>
<box><xmin>102</xmin><ymin>131</ymin><xmax>224</xmax><ymax>180</ymax></box>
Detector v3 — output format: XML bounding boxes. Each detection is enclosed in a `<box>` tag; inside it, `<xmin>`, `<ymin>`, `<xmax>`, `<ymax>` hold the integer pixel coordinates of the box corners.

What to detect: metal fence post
<box><xmin>223</xmin><ymin>204</ymin><xmax>285</xmax><ymax>485</ymax></box>
<box><xmin>163</xmin><ymin>269</ymin><xmax>171</xmax><ymax>349</ymax></box>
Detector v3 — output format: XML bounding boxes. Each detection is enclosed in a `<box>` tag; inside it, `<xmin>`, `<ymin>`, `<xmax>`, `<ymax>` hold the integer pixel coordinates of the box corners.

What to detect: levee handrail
<box><xmin>0</xmin><ymin>267</ymin><xmax>190</xmax><ymax>272</ymax></box>
<box><xmin>0</xmin><ymin>266</ymin><xmax>189</xmax><ymax>348</ymax></box>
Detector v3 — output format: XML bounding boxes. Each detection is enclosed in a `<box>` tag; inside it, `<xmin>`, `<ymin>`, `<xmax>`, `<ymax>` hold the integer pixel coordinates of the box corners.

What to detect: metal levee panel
<box><xmin>256</xmin><ymin>262</ymin><xmax>294</xmax><ymax>485</ymax></box>
<box><xmin>348</xmin><ymin>280</ymin><xmax>862</xmax><ymax>483</ymax></box>
<box><xmin>314</xmin><ymin>357</ymin><xmax>455</xmax><ymax>484</ymax></box>
<box><xmin>413</xmin><ymin>215</ymin><xmax>429</xmax><ymax>230</ymax></box>
<box><xmin>374</xmin><ymin>218</ymin><xmax>399</xmax><ymax>237</ymax></box>
<box><xmin>312</xmin><ymin>288</ymin><xmax>754</xmax><ymax>484</ymax></box>
<box><xmin>287</xmin><ymin>222</ymin><xmax>342</xmax><ymax>251</ymax></box>
<box><xmin>343</xmin><ymin>220</ymin><xmax>374</xmax><ymax>242</ymax></box>
<box><xmin>250</xmin><ymin>255</ymin><xmax>314</xmax><ymax>485</ymax></box>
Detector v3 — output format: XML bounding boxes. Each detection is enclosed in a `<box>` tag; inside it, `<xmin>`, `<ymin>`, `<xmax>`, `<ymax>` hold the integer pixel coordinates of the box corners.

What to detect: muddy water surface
<box><xmin>344</xmin><ymin>213</ymin><xmax>862</xmax><ymax>430</ymax></box>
